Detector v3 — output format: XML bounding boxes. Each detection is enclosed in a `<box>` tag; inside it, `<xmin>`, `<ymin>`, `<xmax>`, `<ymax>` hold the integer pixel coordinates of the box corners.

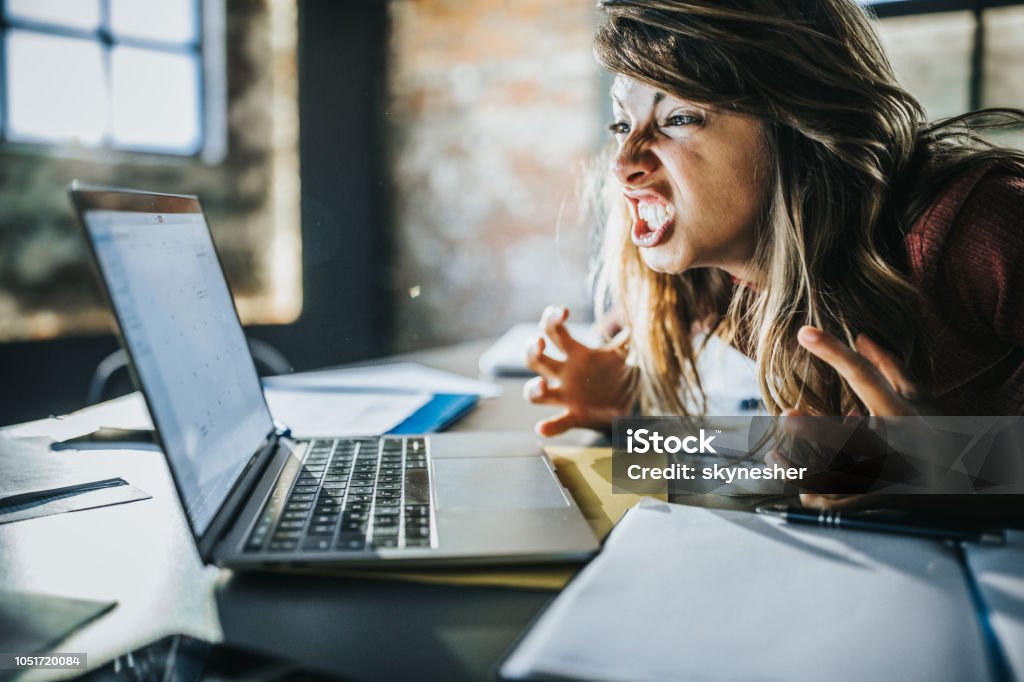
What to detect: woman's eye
<box><xmin>607</xmin><ymin>121</ymin><xmax>630</xmax><ymax>135</ymax></box>
<box><xmin>665</xmin><ymin>114</ymin><xmax>700</xmax><ymax>127</ymax></box>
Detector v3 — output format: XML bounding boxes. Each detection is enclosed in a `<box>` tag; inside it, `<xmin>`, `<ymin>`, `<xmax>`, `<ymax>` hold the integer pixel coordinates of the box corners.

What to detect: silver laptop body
<box><xmin>70</xmin><ymin>184</ymin><xmax>598</xmax><ymax>568</ymax></box>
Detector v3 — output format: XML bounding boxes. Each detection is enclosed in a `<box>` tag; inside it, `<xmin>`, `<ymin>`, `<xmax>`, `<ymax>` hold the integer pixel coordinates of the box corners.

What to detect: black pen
<box><xmin>755</xmin><ymin>504</ymin><xmax>1006</xmax><ymax>545</ymax></box>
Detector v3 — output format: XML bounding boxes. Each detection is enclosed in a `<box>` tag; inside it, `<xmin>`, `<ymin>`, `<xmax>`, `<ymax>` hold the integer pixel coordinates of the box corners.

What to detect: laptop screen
<box><xmin>82</xmin><ymin>206</ymin><xmax>275</xmax><ymax>537</ymax></box>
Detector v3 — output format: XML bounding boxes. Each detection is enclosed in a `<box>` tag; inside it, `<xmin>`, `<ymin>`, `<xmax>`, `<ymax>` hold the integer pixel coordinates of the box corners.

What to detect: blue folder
<box><xmin>387</xmin><ymin>393</ymin><xmax>479</xmax><ymax>434</ymax></box>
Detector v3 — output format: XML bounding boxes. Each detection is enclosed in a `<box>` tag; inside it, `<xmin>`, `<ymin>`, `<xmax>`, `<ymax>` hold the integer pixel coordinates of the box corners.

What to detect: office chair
<box><xmin>86</xmin><ymin>338</ymin><xmax>293</xmax><ymax>406</ymax></box>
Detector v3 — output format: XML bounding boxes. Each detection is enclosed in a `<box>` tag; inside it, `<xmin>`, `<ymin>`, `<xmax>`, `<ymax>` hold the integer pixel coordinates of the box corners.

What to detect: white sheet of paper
<box><xmin>262</xmin><ymin>361</ymin><xmax>502</xmax><ymax>398</ymax></box>
<box><xmin>503</xmin><ymin>498</ymin><xmax>992</xmax><ymax>682</ymax></box>
<box><xmin>262</xmin><ymin>388</ymin><xmax>430</xmax><ymax>438</ymax></box>
<box><xmin>15</xmin><ymin>387</ymin><xmax>430</xmax><ymax>443</ymax></box>
<box><xmin>7</xmin><ymin>393</ymin><xmax>154</xmax><ymax>442</ymax></box>
<box><xmin>964</xmin><ymin>530</ymin><xmax>1024</xmax><ymax>681</ymax></box>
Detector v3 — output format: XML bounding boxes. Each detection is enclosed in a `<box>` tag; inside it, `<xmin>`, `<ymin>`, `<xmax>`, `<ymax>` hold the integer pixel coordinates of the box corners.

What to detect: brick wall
<box><xmin>387</xmin><ymin>0</ymin><xmax>603</xmax><ymax>351</ymax></box>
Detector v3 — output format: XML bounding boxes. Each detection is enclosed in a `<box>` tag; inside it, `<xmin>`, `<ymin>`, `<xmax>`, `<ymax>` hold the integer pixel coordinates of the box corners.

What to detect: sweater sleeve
<box><xmin>936</xmin><ymin>169</ymin><xmax>1024</xmax><ymax>347</ymax></box>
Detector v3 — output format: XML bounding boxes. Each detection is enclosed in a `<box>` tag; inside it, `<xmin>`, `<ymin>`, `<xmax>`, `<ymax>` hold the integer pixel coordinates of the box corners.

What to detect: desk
<box><xmin>0</xmin><ymin>340</ymin><xmax>608</xmax><ymax>682</ymax></box>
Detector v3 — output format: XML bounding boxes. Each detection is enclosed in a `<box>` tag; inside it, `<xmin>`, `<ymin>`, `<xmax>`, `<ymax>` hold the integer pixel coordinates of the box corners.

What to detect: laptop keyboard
<box><xmin>243</xmin><ymin>437</ymin><xmax>434</xmax><ymax>554</ymax></box>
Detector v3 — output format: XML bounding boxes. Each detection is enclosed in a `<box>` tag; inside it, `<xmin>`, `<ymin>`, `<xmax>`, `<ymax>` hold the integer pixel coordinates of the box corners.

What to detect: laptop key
<box><xmin>335</xmin><ymin>533</ymin><xmax>366</xmax><ymax>551</ymax></box>
<box><xmin>405</xmin><ymin>470</ymin><xmax>430</xmax><ymax>505</ymax></box>
<box><xmin>246</xmin><ymin>535</ymin><xmax>268</xmax><ymax>550</ymax></box>
<box><xmin>273</xmin><ymin>530</ymin><xmax>303</xmax><ymax>540</ymax></box>
<box><xmin>341</xmin><ymin>520</ymin><xmax>367</xmax><ymax>533</ymax></box>
<box><xmin>302</xmin><ymin>537</ymin><xmax>333</xmax><ymax>552</ymax></box>
<box><xmin>269</xmin><ymin>540</ymin><xmax>299</xmax><ymax>552</ymax></box>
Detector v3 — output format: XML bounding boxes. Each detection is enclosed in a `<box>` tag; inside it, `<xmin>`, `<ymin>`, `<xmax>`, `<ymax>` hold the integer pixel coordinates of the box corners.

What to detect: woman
<box><xmin>524</xmin><ymin>0</ymin><xmax>1024</xmax><ymax>507</ymax></box>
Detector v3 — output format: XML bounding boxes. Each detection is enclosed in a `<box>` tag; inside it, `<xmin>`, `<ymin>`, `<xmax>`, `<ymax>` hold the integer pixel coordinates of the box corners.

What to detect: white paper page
<box><xmin>16</xmin><ymin>388</ymin><xmax>430</xmax><ymax>443</ymax></box>
<box><xmin>262</xmin><ymin>388</ymin><xmax>430</xmax><ymax>438</ymax></box>
<box><xmin>7</xmin><ymin>392</ymin><xmax>154</xmax><ymax>442</ymax></box>
<box><xmin>262</xmin><ymin>361</ymin><xmax>502</xmax><ymax>398</ymax></box>
<box><xmin>503</xmin><ymin>499</ymin><xmax>992</xmax><ymax>682</ymax></box>
<box><xmin>964</xmin><ymin>530</ymin><xmax>1024</xmax><ymax>681</ymax></box>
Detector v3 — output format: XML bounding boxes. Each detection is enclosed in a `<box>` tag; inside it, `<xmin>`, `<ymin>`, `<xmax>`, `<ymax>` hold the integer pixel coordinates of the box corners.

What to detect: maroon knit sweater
<box><xmin>905</xmin><ymin>166</ymin><xmax>1024</xmax><ymax>415</ymax></box>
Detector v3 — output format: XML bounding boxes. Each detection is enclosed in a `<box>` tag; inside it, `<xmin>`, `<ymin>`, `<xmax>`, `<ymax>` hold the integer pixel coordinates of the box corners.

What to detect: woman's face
<box><xmin>609</xmin><ymin>76</ymin><xmax>768</xmax><ymax>279</ymax></box>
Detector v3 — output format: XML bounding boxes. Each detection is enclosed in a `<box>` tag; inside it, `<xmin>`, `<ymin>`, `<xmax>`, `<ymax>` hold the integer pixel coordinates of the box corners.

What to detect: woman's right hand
<box><xmin>523</xmin><ymin>305</ymin><xmax>636</xmax><ymax>437</ymax></box>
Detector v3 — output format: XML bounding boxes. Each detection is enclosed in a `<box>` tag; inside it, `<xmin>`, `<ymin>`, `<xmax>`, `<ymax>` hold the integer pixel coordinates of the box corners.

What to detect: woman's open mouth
<box><xmin>628</xmin><ymin>195</ymin><xmax>675</xmax><ymax>248</ymax></box>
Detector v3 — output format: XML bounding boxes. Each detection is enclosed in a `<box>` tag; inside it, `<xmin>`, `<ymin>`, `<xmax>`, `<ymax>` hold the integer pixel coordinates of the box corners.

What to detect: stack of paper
<box><xmin>503</xmin><ymin>499</ymin><xmax>995</xmax><ymax>682</ymax></box>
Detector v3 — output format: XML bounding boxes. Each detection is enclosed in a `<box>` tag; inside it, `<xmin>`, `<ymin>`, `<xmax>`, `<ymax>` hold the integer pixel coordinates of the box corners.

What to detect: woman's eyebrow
<box><xmin>653</xmin><ymin>92</ymin><xmax>665</xmax><ymax>106</ymax></box>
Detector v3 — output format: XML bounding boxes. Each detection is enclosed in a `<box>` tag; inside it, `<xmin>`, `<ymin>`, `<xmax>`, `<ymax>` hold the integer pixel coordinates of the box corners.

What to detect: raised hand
<box><xmin>523</xmin><ymin>305</ymin><xmax>637</xmax><ymax>437</ymax></box>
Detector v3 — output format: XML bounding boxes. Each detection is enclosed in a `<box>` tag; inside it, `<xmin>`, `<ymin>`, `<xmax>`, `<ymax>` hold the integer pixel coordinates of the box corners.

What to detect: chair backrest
<box><xmin>87</xmin><ymin>339</ymin><xmax>293</xmax><ymax>406</ymax></box>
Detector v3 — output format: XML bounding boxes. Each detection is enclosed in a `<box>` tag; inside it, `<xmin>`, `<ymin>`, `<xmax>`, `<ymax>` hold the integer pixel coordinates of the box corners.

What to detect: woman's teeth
<box><xmin>638</xmin><ymin>200</ymin><xmax>673</xmax><ymax>228</ymax></box>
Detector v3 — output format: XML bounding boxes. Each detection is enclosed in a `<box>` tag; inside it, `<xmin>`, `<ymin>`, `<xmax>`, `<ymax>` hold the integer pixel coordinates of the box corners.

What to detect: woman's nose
<box><xmin>611</xmin><ymin>143</ymin><xmax>657</xmax><ymax>187</ymax></box>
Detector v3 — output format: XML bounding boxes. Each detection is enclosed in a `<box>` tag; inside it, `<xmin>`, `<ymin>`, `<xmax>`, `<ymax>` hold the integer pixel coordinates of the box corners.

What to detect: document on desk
<box><xmin>262</xmin><ymin>361</ymin><xmax>503</xmax><ymax>398</ymax></box>
<box><xmin>0</xmin><ymin>435</ymin><xmax>151</xmax><ymax>524</ymax></box>
<box><xmin>12</xmin><ymin>388</ymin><xmax>432</xmax><ymax>443</ymax></box>
<box><xmin>262</xmin><ymin>388</ymin><xmax>430</xmax><ymax>438</ymax></box>
<box><xmin>502</xmin><ymin>499</ymin><xmax>994</xmax><ymax>682</ymax></box>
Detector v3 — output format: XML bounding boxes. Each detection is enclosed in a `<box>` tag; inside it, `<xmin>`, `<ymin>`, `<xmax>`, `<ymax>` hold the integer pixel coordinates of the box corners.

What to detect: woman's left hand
<box><xmin>781</xmin><ymin>326</ymin><xmax>930</xmax><ymax>509</ymax></box>
<box><xmin>795</xmin><ymin>326</ymin><xmax>925</xmax><ymax>417</ymax></box>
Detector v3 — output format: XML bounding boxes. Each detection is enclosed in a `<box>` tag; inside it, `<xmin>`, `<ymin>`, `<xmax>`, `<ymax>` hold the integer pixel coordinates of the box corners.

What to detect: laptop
<box><xmin>69</xmin><ymin>183</ymin><xmax>598</xmax><ymax>568</ymax></box>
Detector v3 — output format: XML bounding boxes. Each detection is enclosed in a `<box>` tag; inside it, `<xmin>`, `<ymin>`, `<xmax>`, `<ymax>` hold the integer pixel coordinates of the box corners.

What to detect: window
<box><xmin>855</xmin><ymin>0</ymin><xmax>1024</xmax><ymax>150</ymax></box>
<box><xmin>0</xmin><ymin>0</ymin><xmax>298</xmax><ymax>346</ymax></box>
<box><xmin>0</xmin><ymin>0</ymin><xmax>205</xmax><ymax>155</ymax></box>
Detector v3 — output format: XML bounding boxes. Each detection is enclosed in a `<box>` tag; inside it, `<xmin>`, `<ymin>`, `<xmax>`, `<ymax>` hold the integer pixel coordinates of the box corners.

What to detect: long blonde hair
<box><xmin>592</xmin><ymin>0</ymin><xmax>1024</xmax><ymax>416</ymax></box>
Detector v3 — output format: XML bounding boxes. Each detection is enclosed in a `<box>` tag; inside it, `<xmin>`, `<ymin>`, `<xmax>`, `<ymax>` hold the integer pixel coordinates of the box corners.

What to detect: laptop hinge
<box><xmin>194</xmin><ymin>426</ymin><xmax>292</xmax><ymax>563</ymax></box>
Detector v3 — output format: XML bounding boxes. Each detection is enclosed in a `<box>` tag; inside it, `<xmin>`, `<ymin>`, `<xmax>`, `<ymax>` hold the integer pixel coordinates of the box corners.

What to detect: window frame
<box><xmin>865</xmin><ymin>0</ymin><xmax>1024</xmax><ymax>18</ymax></box>
<box><xmin>866</xmin><ymin>0</ymin><xmax>1024</xmax><ymax>112</ymax></box>
<box><xmin>0</xmin><ymin>0</ymin><xmax>226</xmax><ymax>162</ymax></box>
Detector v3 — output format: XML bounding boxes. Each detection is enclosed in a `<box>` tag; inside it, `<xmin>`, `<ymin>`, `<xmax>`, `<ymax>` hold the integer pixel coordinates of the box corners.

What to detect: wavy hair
<box><xmin>591</xmin><ymin>0</ymin><xmax>1024</xmax><ymax>416</ymax></box>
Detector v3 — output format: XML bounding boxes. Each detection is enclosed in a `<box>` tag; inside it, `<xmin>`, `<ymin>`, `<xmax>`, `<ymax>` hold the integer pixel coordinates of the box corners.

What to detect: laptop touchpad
<box><xmin>433</xmin><ymin>457</ymin><xmax>569</xmax><ymax>510</ymax></box>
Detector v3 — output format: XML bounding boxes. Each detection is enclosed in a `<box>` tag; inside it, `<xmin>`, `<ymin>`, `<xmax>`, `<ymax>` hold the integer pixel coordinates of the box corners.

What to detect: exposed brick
<box><xmin>388</xmin><ymin>0</ymin><xmax>602</xmax><ymax>352</ymax></box>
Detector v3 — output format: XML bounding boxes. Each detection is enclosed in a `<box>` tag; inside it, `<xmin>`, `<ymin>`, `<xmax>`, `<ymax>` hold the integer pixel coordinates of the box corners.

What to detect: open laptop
<box><xmin>69</xmin><ymin>183</ymin><xmax>598</xmax><ymax>568</ymax></box>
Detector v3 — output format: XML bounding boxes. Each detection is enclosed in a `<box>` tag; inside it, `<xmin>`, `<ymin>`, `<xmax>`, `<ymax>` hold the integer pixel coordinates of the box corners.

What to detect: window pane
<box><xmin>109</xmin><ymin>0</ymin><xmax>198</xmax><ymax>45</ymax></box>
<box><xmin>982</xmin><ymin>6</ymin><xmax>1024</xmax><ymax>149</ymax></box>
<box><xmin>5</xmin><ymin>0</ymin><xmax>102</xmax><ymax>32</ymax></box>
<box><xmin>5</xmin><ymin>30</ymin><xmax>107</xmax><ymax>145</ymax></box>
<box><xmin>110</xmin><ymin>46</ymin><xmax>201</xmax><ymax>154</ymax></box>
<box><xmin>983</xmin><ymin>7</ymin><xmax>1024</xmax><ymax>108</ymax></box>
<box><xmin>875</xmin><ymin>11</ymin><xmax>973</xmax><ymax>119</ymax></box>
